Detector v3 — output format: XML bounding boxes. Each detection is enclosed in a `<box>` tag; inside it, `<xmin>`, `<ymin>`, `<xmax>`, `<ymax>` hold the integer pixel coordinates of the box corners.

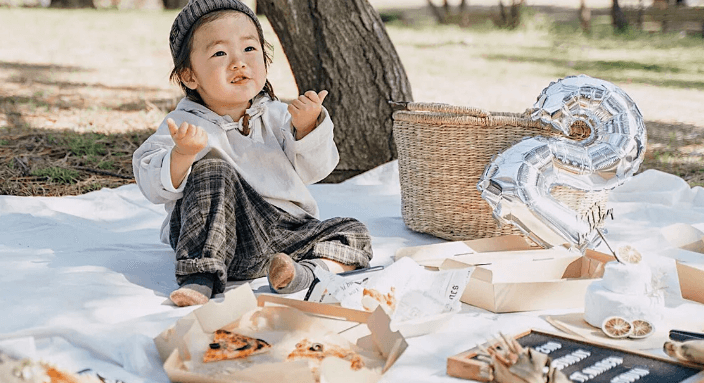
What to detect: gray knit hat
<box><xmin>169</xmin><ymin>0</ymin><xmax>261</xmax><ymax>63</ymax></box>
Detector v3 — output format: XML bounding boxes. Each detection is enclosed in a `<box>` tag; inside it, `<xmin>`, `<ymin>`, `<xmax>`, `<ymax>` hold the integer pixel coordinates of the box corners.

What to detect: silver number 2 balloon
<box><xmin>477</xmin><ymin>75</ymin><xmax>647</xmax><ymax>251</ymax></box>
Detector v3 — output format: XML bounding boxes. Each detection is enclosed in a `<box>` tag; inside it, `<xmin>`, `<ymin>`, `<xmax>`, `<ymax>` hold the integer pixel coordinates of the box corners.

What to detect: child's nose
<box><xmin>230</xmin><ymin>54</ymin><xmax>246</xmax><ymax>69</ymax></box>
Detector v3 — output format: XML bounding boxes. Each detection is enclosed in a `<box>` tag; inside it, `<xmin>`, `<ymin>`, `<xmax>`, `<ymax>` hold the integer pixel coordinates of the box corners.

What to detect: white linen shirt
<box><xmin>132</xmin><ymin>95</ymin><xmax>339</xmax><ymax>244</ymax></box>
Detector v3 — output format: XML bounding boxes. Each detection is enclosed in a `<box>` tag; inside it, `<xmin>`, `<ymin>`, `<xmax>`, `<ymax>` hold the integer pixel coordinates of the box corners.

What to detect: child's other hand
<box><xmin>167</xmin><ymin>118</ymin><xmax>208</xmax><ymax>157</ymax></box>
<box><xmin>288</xmin><ymin>90</ymin><xmax>328</xmax><ymax>139</ymax></box>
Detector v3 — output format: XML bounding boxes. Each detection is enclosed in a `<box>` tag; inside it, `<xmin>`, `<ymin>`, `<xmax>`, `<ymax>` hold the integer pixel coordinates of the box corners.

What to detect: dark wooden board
<box><xmin>447</xmin><ymin>329</ymin><xmax>704</xmax><ymax>383</ymax></box>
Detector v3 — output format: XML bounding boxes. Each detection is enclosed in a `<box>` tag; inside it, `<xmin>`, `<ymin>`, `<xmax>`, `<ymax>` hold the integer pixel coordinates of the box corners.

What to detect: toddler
<box><xmin>133</xmin><ymin>0</ymin><xmax>373</xmax><ymax>307</ymax></box>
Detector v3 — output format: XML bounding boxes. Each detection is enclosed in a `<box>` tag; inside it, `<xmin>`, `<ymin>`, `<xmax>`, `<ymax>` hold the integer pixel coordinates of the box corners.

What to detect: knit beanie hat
<box><xmin>169</xmin><ymin>0</ymin><xmax>261</xmax><ymax>63</ymax></box>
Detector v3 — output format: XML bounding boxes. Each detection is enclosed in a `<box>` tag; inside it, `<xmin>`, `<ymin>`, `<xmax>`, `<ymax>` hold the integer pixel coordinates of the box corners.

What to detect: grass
<box><xmin>65</xmin><ymin>133</ymin><xmax>108</xmax><ymax>157</ymax></box>
<box><xmin>0</xmin><ymin>125</ymin><xmax>153</xmax><ymax>195</ymax></box>
<box><xmin>1</xmin><ymin>5</ymin><xmax>704</xmax><ymax>195</ymax></box>
<box><xmin>30</xmin><ymin>167</ymin><xmax>80</xmax><ymax>184</ymax></box>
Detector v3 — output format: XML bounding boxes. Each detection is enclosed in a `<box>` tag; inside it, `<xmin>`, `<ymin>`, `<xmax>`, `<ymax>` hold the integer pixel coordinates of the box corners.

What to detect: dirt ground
<box><xmin>1</xmin><ymin>2</ymin><xmax>704</xmax><ymax>196</ymax></box>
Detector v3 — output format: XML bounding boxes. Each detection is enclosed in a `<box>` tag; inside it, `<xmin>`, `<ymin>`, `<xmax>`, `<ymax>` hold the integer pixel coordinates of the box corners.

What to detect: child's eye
<box><xmin>213</xmin><ymin>51</ymin><xmax>226</xmax><ymax>57</ymax></box>
<box><xmin>244</xmin><ymin>46</ymin><xmax>256</xmax><ymax>52</ymax></box>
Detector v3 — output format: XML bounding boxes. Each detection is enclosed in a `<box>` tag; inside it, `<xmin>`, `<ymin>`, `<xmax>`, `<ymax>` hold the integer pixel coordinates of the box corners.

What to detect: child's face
<box><xmin>184</xmin><ymin>12</ymin><xmax>267</xmax><ymax>117</ymax></box>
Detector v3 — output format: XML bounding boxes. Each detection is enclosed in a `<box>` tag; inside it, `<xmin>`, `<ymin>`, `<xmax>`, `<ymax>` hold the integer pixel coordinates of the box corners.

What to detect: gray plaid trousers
<box><xmin>169</xmin><ymin>156</ymin><xmax>373</xmax><ymax>294</ymax></box>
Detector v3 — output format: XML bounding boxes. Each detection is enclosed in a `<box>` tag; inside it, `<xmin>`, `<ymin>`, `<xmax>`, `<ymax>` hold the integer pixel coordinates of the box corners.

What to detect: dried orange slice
<box><xmin>615</xmin><ymin>245</ymin><xmax>642</xmax><ymax>264</ymax></box>
<box><xmin>628</xmin><ymin>319</ymin><xmax>655</xmax><ymax>339</ymax></box>
<box><xmin>601</xmin><ymin>316</ymin><xmax>633</xmax><ymax>338</ymax></box>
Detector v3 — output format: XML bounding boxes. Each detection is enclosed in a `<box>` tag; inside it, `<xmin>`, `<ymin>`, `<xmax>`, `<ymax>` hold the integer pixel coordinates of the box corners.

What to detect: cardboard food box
<box><xmin>154</xmin><ymin>284</ymin><xmax>407</xmax><ymax>383</ymax></box>
<box><xmin>676</xmin><ymin>262</ymin><xmax>704</xmax><ymax>305</ymax></box>
<box><xmin>396</xmin><ymin>235</ymin><xmax>614</xmax><ymax>313</ymax></box>
<box><xmin>661</xmin><ymin>223</ymin><xmax>704</xmax><ymax>305</ymax></box>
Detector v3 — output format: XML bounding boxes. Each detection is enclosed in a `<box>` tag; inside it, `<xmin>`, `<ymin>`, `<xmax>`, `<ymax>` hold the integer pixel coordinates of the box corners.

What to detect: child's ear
<box><xmin>181</xmin><ymin>68</ymin><xmax>198</xmax><ymax>90</ymax></box>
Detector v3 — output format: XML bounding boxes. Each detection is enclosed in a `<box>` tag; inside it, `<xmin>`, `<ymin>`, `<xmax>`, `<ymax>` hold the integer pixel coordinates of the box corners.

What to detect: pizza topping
<box><xmin>309</xmin><ymin>343</ymin><xmax>323</xmax><ymax>352</ymax></box>
<box><xmin>202</xmin><ymin>331</ymin><xmax>272</xmax><ymax>363</ymax></box>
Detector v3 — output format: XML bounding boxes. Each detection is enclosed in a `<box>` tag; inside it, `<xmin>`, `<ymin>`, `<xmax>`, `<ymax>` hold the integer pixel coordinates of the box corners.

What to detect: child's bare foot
<box><xmin>169</xmin><ymin>273</ymin><xmax>214</xmax><ymax>307</ymax></box>
<box><xmin>267</xmin><ymin>253</ymin><xmax>328</xmax><ymax>294</ymax></box>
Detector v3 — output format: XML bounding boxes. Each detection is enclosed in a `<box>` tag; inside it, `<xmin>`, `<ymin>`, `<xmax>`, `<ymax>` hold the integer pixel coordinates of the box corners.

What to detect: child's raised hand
<box><xmin>288</xmin><ymin>90</ymin><xmax>328</xmax><ymax>139</ymax></box>
<box><xmin>167</xmin><ymin>118</ymin><xmax>207</xmax><ymax>157</ymax></box>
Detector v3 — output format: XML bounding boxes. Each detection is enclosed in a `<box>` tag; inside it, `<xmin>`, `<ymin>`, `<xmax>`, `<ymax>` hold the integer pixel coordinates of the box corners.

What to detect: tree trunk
<box><xmin>612</xmin><ymin>0</ymin><xmax>629</xmax><ymax>33</ymax></box>
<box><xmin>497</xmin><ymin>0</ymin><xmax>522</xmax><ymax>29</ymax></box>
<box><xmin>580</xmin><ymin>0</ymin><xmax>592</xmax><ymax>33</ymax></box>
<box><xmin>426</xmin><ymin>0</ymin><xmax>446</xmax><ymax>23</ymax></box>
<box><xmin>258</xmin><ymin>0</ymin><xmax>413</xmax><ymax>182</ymax></box>
<box><xmin>49</xmin><ymin>0</ymin><xmax>94</xmax><ymax>8</ymax></box>
<box><xmin>499</xmin><ymin>0</ymin><xmax>507</xmax><ymax>26</ymax></box>
<box><xmin>509</xmin><ymin>0</ymin><xmax>523</xmax><ymax>28</ymax></box>
<box><xmin>636</xmin><ymin>0</ymin><xmax>644</xmax><ymax>29</ymax></box>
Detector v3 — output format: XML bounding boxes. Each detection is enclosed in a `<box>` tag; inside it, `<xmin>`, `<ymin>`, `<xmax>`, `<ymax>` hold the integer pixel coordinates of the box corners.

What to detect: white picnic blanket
<box><xmin>1</xmin><ymin>161</ymin><xmax>703</xmax><ymax>382</ymax></box>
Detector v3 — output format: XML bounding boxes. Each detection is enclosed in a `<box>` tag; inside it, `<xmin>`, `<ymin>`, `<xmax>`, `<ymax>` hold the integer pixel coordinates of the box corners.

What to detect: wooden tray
<box><xmin>447</xmin><ymin>329</ymin><xmax>704</xmax><ymax>383</ymax></box>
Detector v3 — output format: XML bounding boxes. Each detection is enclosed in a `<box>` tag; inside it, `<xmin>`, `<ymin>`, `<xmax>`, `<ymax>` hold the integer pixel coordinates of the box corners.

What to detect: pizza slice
<box><xmin>286</xmin><ymin>338</ymin><xmax>364</xmax><ymax>371</ymax></box>
<box><xmin>203</xmin><ymin>329</ymin><xmax>271</xmax><ymax>363</ymax></box>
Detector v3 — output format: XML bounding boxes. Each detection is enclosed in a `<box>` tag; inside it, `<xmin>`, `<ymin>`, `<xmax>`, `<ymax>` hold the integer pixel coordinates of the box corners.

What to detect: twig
<box><xmin>74</xmin><ymin>166</ymin><xmax>133</xmax><ymax>179</ymax></box>
<box><xmin>596</xmin><ymin>228</ymin><xmax>620</xmax><ymax>262</ymax></box>
<box><xmin>12</xmin><ymin>157</ymin><xmax>30</xmax><ymax>175</ymax></box>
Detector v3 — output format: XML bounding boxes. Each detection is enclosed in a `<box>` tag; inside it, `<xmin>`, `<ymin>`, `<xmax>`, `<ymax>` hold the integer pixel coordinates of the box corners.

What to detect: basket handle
<box><xmin>389</xmin><ymin>101</ymin><xmax>490</xmax><ymax>118</ymax></box>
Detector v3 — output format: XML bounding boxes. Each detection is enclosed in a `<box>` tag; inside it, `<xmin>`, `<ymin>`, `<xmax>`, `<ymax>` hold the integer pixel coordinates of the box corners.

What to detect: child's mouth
<box><xmin>231</xmin><ymin>76</ymin><xmax>248</xmax><ymax>84</ymax></box>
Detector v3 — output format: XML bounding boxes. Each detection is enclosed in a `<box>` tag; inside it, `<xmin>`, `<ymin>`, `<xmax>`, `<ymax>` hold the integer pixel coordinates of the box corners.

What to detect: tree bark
<box><xmin>49</xmin><ymin>0</ymin><xmax>94</xmax><ymax>8</ymax></box>
<box><xmin>258</xmin><ymin>0</ymin><xmax>413</xmax><ymax>182</ymax></box>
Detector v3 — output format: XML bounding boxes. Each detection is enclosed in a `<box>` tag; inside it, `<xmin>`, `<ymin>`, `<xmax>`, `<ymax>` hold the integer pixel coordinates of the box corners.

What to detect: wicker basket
<box><xmin>392</xmin><ymin>102</ymin><xmax>608</xmax><ymax>242</ymax></box>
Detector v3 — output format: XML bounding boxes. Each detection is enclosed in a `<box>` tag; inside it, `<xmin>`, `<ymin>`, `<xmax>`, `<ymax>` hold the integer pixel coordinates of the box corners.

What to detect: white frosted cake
<box><xmin>584</xmin><ymin>260</ymin><xmax>663</xmax><ymax>328</ymax></box>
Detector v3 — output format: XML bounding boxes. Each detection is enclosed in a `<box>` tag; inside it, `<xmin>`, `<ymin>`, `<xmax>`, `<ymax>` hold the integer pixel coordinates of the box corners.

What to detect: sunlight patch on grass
<box><xmin>386</xmin><ymin>13</ymin><xmax>704</xmax><ymax>97</ymax></box>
